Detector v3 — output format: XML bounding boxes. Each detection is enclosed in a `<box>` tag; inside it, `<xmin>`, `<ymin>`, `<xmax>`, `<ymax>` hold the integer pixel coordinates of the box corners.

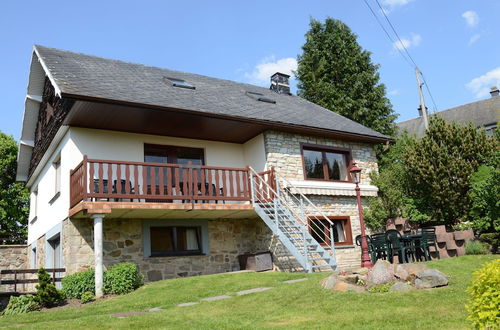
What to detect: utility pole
<box><xmin>415</xmin><ymin>67</ymin><xmax>429</xmax><ymax>131</ymax></box>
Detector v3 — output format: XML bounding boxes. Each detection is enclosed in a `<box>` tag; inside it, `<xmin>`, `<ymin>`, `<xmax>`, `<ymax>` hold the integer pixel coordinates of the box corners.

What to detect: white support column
<box><xmin>92</xmin><ymin>214</ymin><xmax>105</xmax><ymax>298</ymax></box>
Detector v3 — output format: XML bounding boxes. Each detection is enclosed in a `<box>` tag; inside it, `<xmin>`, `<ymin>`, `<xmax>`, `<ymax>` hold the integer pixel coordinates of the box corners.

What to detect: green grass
<box><xmin>1</xmin><ymin>255</ymin><xmax>498</xmax><ymax>329</ymax></box>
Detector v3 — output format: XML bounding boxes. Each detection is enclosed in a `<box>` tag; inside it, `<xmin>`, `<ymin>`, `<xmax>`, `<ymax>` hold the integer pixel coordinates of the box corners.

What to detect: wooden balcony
<box><xmin>69</xmin><ymin>156</ymin><xmax>261</xmax><ymax>218</ymax></box>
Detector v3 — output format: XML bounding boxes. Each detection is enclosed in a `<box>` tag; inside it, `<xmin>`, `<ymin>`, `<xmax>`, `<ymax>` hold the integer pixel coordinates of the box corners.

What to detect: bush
<box><xmin>62</xmin><ymin>268</ymin><xmax>95</xmax><ymax>299</ymax></box>
<box><xmin>466</xmin><ymin>259</ymin><xmax>500</xmax><ymax>329</ymax></box>
<box><xmin>80</xmin><ymin>291</ymin><xmax>95</xmax><ymax>304</ymax></box>
<box><xmin>1</xmin><ymin>294</ymin><xmax>40</xmax><ymax>315</ymax></box>
<box><xmin>35</xmin><ymin>268</ymin><xmax>63</xmax><ymax>308</ymax></box>
<box><xmin>465</xmin><ymin>241</ymin><xmax>489</xmax><ymax>255</ymax></box>
<box><xmin>480</xmin><ymin>233</ymin><xmax>500</xmax><ymax>254</ymax></box>
<box><xmin>368</xmin><ymin>281</ymin><xmax>395</xmax><ymax>293</ymax></box>
<box><xmin>104</xmin><ymin>263</ymin><xmax>143</xmax><ymax>295</ymax></box>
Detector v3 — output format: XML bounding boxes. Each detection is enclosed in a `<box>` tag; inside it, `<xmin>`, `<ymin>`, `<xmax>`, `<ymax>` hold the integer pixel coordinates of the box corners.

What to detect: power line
<box><xmin>365</xmin><ymin>0</ymin><xmax>439</xmax><ymax>112</ymax></box>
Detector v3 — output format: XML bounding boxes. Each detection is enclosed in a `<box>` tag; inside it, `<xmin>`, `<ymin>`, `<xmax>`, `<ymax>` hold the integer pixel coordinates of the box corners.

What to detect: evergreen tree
<box><xmin>296</xmin><ymin>18</ymin><xmax>397</xmax><ymax>136</ymax></box>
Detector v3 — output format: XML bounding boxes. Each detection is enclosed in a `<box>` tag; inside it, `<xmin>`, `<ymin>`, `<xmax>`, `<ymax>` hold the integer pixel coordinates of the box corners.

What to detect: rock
<box><xmin>333</xmin><ymin>280</ymin><xmax>365</xmax><ymax>293</ymax></box>
<box><xmin>400</xmin><ymin>263</ymin><xmax>428</xmax><ymax>277</ymax></box>
<box><xmin>320</xmin><ymin>274</ymin><xmax>338</xmax><ymax>289</ymax></box>
<box><xmin>339</xmin><ymin>274</ymin><xmax>359</xmax><ymax>285</ymax></box>
<box><xmin>415</xmin><ymin>269</ymin><xmax>448</xmax><ymax>289</ymax></box>
<box><xmin>367</xmin><ymin>260</ymin><xmax>395</xmax><ymax>286</ymax></box>
<box><xmin>352</xmin><ymin>267</ymin><xmax>369</xmax><ymax>275</ymax></box>
<box><xmin>147</xmin><ymin>270</ymin><xmax>162</xmax><ymax>282</ymax></box>
<box><xmin>394</xmin><ymin>265</ymin><xmax>410</xmax><ymax>281</ymax></box>
<box><xmin>389</xmin><ymin>282</ymin><xmax>413</xmax><ymax>292</ymax></box>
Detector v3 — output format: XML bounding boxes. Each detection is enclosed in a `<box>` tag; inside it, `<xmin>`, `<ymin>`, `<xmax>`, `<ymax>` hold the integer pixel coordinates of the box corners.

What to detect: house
<box><xmin>16</xmin><ymin>45</ymin><xmax>390</xmax><ymax>296</ymax></box>
<box><xmin>397</xmin><ymin>87</ymin><xmax>499</xmax><ymax>137</ymax></box>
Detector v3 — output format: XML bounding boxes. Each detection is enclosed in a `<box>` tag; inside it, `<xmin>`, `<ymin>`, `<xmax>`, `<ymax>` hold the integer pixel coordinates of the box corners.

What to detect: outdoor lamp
<box><xmin>349</xmin><ymin>162</ymin><xmax>362</xmax><ymax>184</ymax></box>
<box><xmin>350</xmin><ymin>161</ymin><xmax>373</xmax><ymax>268</ymax></box>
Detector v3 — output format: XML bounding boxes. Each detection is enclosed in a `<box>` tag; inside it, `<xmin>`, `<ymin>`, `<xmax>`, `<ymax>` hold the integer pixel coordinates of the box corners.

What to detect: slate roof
<box><xmin>397</xmin><ymin>96</ymin><xmax>499</xmax><ymax>137</ymax></box>
<box><xmin>34</xmin><ymin>45</ymin><xmax>389</xmax><ymax>141</ymax></box>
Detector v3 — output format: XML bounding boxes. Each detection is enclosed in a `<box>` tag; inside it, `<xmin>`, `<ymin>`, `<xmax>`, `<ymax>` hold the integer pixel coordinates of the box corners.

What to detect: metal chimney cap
<box><xmin>490</xmin><ymin>86</ymin><xmax>499</xmax><ymax>97</ymax></box>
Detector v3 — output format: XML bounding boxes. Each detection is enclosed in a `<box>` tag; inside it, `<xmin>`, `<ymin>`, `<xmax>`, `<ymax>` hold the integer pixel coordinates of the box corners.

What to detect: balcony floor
<box><xmin>69</xmin><ymin>201</ymin><xmax>256</xmax><ymax>219</ymax></box>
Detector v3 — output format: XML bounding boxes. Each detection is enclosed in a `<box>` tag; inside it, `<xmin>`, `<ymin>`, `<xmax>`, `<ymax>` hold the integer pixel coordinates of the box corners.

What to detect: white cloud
<box><xmin>468</xmin><ymin>33</ymin><xmax>481</xmax><ymax>45</ymax></box>
<box><xmin>388</xmin><ymin>89</ymin><xmax>400</xmax><ymax>96</ymax></box>
<box><xmin>380</xmin><ymin>0</ymin><xmax>413</xmax><ymax>13</ymax></box>
<box><xmin>466</xmin><ymin>67</ymin><xmax>500</xmax><ymax>98</ymax></box>
<box><xmin>392</xmin><ymin>34</ymin><xmax>421</xmax><ymax>51</ymax></box>
<box><xmin>462</xmin><ymin>10</ymin><xmax>479</xmax><ymax>27</ymax></box>
<box><xmin>244</xmin><ymin>56</ymin><xmax>297</xmax><ymax>85</ymax></box>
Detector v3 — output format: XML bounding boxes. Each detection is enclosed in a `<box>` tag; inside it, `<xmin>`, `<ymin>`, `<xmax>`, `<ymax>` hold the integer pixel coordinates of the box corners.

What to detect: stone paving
<box><xmin>112</xmin><ymin>278</ymin><xmax>309</xmax><ymax>316</ymax></box>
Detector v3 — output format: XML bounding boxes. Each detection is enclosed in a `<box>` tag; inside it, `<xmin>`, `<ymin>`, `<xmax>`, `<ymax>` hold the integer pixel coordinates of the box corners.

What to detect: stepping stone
<box><xmin>178</xmin><ymin>302</ymin><xmax>200</xmax><ymax>307</ymax></box>
<box><xmin>236</xmin><ymin>287</ymin><xmax>273</xmax><ymax>295</ymax></box>
<box><xmin>283</xmin><ymin>278</ymin><xmax>308</xmax><ymax>284</ymax></box>
<box><xmin>200</xmin><ymin>295</ymin><xmax>232</xmax><ymax>302</ymax></box>
<box><xmin>148</xmin><ymin>307</ymin><xmax>162</xmax><ymax>312</ymax></box>
<box><xmin>112</xmin><ymin>311</ymin><xmax>148</xmax><ymax>318</ymax></box>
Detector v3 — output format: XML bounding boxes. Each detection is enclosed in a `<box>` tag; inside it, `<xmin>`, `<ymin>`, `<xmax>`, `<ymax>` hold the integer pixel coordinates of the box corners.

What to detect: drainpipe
<box><xmin>92</xmin><ymin>213</ymin><xmax>105</xmax><ymax>298</ymax></box>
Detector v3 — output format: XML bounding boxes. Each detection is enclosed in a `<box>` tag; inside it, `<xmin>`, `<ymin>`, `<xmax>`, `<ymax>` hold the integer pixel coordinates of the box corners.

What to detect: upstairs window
<box><xmin>53</xmin><ymin>156</ymin><xmax>61</xmax><ymax>195</ymax></box>
<box><xmin>301</xmin><ymin>144</ymin><xmax>351</xmax><ymax>182</ymax></box>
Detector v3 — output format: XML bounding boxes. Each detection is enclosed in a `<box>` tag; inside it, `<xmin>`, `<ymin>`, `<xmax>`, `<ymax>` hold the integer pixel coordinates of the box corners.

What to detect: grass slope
<box><xmin>1</xmin><ymin>255</ymin><xmax>497</xmax><ymax>329</ymax></box>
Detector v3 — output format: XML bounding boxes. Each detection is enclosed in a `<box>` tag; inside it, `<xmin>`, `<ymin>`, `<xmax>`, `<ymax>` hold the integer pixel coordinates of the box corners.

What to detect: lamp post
<box><xmin>350</xmin><ymin>162</ymin><xmax>373</xmax><ymax>269</ymax></box>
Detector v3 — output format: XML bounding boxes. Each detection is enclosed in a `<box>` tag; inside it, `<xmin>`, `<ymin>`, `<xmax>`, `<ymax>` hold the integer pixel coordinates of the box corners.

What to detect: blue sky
<box><xmin>1</xmin><ymin>0</ymin><xmax>499</xmax><ymax>140</ymax></box>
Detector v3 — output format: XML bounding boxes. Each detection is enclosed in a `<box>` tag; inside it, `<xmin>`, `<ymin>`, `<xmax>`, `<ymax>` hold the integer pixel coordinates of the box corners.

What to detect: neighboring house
<box><xmin>397</xmin><ymin>87</ymin><xmax>499</xmax><ymax>137</ymax></box>
<box><xmin>16</xmin><ymin>45</ymin><xmax>390</xmax><ymax>291</ymax></box>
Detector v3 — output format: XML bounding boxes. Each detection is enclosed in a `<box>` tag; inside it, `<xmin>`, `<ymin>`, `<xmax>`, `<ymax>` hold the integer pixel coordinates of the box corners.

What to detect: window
<box><xmin>31</xmin><ymin>247</ymin><xmax>37</xmax><ymax>268</ymax></box>
<box><xmin>53</xmin><ymin>156</ymin><xmax>61</xmax><ymax>195</ymax></box>
<box><xmin>31</xmin><ymin>188</ymin><xmax>38</xmax><ymax>223</ymax></box>
<box><xmin>163</xmin><ymin>76</ymin><xmax>195</xmax><ymax>89</ymax></box>
<box><xmin>150</xmin><ymin>226</ymin><xmax>202</xmax><ymax>256</ymax></box>
<box><xmin>301</xmin><ymin>144</ymin><xmax>351</xmax><ymax>182</ymax></box>
<box><xmin>144</xmin><ymin>144</ymin><xmax>204</xmax><ymax>166</ymax></box>
<box><xmin>308</xmin><ymin>217</ymin><xmax>353</xmax><ymax>246</ymax></box>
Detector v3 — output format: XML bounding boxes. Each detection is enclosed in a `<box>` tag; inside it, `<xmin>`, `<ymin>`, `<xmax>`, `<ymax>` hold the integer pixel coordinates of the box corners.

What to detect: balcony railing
<box><xmin>70</xmin><ymin>156</ymin><xmax>252</xmax><ymax>208</ymax></box>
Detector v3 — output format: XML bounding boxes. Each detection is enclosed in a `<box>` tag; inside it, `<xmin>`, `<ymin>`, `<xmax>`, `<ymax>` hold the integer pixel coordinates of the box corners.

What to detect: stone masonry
<box><xmin>0</xmin><ymin>245</ymin><xmax>28</xmax><ymax>292</ymax></box>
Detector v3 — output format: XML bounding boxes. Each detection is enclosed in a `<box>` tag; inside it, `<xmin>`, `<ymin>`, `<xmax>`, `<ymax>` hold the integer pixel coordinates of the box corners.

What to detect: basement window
<box><xmin>163</xmin><ymin>76</ymin><xmax>195</xmax><ymax>89</ymax></box>
<box><xmin>245</xmin><ymin>91</ymin><xmax>276</xmax><ymax>104</ymax></box>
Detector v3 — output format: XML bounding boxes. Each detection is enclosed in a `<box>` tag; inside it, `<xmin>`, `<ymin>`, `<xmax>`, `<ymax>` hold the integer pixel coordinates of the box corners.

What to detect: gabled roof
<box><xmin>397</xmin><ymin>96</ymin><xmax>499</xmax><ymax>137</ymax></box>
<box><xmin>33</xmin><ymin>45</ymin><xmax>390</xmax><ymax>142</ymax></box>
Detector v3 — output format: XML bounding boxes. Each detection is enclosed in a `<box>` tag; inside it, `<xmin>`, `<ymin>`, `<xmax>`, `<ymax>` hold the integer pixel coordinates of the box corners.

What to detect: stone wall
<box><xmin>263</xmin><ymin>131</ymin><xmax>376</xmax><ymax>270</ymax></box>
<box><xmin>0</xmin><ymin>245</ymin><xmax>28</xmax><ymax>292</ymax></box>
<box><xmin>263</xmin><ymin>130</ymin><xmax>378</xmax><ymax>185</ymax></box>
<box><xmin>62</xmin><ymin>217</ymin><xmax>279</xmax><ymax>281</ymax></box>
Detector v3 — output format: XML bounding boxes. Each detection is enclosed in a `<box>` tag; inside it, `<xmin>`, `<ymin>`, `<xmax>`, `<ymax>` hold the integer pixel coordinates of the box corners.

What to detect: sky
<box><xmin>1</xmin><ymin>0</ymin><xmax>499</xmax><ymax>140</ymax></box>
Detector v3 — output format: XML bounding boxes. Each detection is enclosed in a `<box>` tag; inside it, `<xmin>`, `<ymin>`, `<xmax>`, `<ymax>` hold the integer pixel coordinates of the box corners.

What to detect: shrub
<box><xmin>368</xmin><ymin>281</ymin><xmax>395</xmax><ymax>293</ymax></box>
<box><xmin>80</xmin><ymin>291</ymin><xmax>95</xmax><ymax>304</ymax></box>
<box><xmin>104</xmin><ymin>263</ymin><xmax>143</xmax><ymax>295</ymax></box>
<box><xmin>466</xmin><ymin>259</ymin><xmax>500</xmax><ymax>329</ymax></box>
<box><xmin>35</xmin><ymin>268</ymin><xmax>63</xmax><ymax>308</ymax></box>
<box><xmin>62</xmin><ymin>268</ymin><xmax>95</xmax><ymax>299</ymax></box>
<box><xmin>465</xmin><ymin>241</ymin><xmax>489</xmax><ymax>255</ymax></box>
<box><xmin>1</xmin><ymin>294</ymin><xmax>40</xmax><ymax>315</ymax></box>
<box><xmin>480</xmin><ymin>233</ymin><xmax>500</xmax><ymax>254</ymax></box>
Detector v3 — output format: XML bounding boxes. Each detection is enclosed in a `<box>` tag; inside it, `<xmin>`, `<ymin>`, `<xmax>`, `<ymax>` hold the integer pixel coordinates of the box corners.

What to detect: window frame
<box><xmin>149</xmin><ymin>225</ymin><xmax>202</xmax><ymax>257</ymax></box>
<box><xmin>143</xmin><ymin>144</ymin><xmax>205</xmax><ymax>165</ymax></box>
<box><xmin>300</xmin><ymin>143</ymin><xmax>352</xmax><ymax>182</ymax></box>
<box><xmin>307</xmin><ymin>216</ymin><xmax>353</xmax><ymax>247</ymax></box>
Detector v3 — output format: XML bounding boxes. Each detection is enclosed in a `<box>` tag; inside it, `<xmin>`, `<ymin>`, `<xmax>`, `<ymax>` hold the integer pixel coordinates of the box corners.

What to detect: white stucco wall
<box><xmin>27</xmin><ymin>127</ymin><xmax>267</xmax><ymax>244</ymax></box>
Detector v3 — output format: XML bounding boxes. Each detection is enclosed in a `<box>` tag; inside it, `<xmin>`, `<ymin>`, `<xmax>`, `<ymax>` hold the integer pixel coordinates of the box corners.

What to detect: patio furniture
<box><xmin>369</xmin><ymin>233</ymin><xmax>391</xmax><ymax>262</ymax></box>
<box><xmin>386</xmin><ymin>229</ymin><xmax>415</xmax><ymax>263</ymax></box>
<box><xmin>355</xmin><ymin>234</ymin><xmax>377</xmax><ymax>263</ymax></box>
<box><xmin>416</xmin><ymin>227</ymin><xmax>440</xmax><ymax>261</ymax></box>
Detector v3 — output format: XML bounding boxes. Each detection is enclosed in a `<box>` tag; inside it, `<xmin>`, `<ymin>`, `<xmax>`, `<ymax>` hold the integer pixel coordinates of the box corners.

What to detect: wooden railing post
<box><xmin>82</xmin><ymin>155</ymin><xmax>88</xmax><ymax>202</ymax></box>
<box><xmin>14</xmin><ymin>270</ymin><xmax>17</xmax><ymax>293</ymax></box>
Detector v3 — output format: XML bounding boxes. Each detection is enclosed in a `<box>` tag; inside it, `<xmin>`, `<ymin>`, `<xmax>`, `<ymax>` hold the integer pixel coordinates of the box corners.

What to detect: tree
<box><xmin>403</xmin><ymin>117</ymin><xmax>498</xmax><ymax>225</ymax></box>
<box><xmin>296</xmin><ymin>18</ymin><xmax>398</xmax><ymax>136</ymax></box>
<box><xmin>0</xmin><ymin>131</ymin><xmax>29</xmax><ymax>238</ymax></box>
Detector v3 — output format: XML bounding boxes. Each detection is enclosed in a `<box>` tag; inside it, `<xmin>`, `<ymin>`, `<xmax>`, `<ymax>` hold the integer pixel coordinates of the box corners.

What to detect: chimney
<box><xmin>417</xmin><ymin>105</ymin><xmax>428</xmax><ymax>117</ymax></box>
<box><xmin>270</xmin><ymin>72</ymin><xmax>291</xmax><ymax>95</ymax></box>
<box><xmin>490</xmin><ymin>86</ymin><xmax>499</xmax><ymax>97</ymax></box>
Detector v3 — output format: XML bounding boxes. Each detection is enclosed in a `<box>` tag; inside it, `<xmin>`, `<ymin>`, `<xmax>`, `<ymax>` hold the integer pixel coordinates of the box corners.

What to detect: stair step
<box><xmin>309</xmin><ymin>257</ymin><xmax>330</xmax><ymax>261</ymax></box>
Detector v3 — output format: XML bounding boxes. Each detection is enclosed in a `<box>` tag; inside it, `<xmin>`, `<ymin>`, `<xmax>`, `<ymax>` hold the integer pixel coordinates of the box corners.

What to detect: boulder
<box><xmin>320</xmin><ymin>274</ymin><xmax>338</xmax><ymax>289</ymax></box>
<box><xmin>367</xmin><ymin>260</ymin><xmax>395</xmax><ymax>286</ymax></box>
<box><xmin>333</xmin><ymin>280</ymin><xmax>365</xmax><ymax>293</ymax></box>
<box><xmin>400</xmin><ymin>263</ymin><xmax>429</xmax><ymax>277</ymax></box>
<box><xmin>394</xmin><ymin>264</ymin><xmax>410</xmax><ymax>281</ymax></box>
<box><xmin>389</xmin><ymin>282</ymin><xmax>413</xmax><ymax>292</ymax></box>
<box><xmin>339</xmin><ymin>274</ymin><xmax>360</xmax><ymax>285</ymax></box>
<box><xmin>352</xmin><ymin>267</ymin><xmax>369</xmax><ymax>275</ymax></box>
<box><xmin>415</xmin><ymin>269</ymin><xmax>448</xmax><ymax>289</ymax></box>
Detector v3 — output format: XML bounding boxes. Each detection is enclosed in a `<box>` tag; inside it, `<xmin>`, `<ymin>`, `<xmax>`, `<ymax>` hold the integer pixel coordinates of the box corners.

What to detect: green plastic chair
<box><xmin>355</xmin><ymin>235</ymin><xmax>376</xmax><ymax>263</ymax></box>
<box><xmin>369</xmin><ymin>233</ymin><xmax>391</xmax><ymax>262</ymax></box>
<box><xmin>418</xmin><ymin>227</ymin><xmax>440</xmax><ymax>261</ymax></box>
<box><xmin>385</xmin><ymin>229</ymin><xmax>415</xmax><ymax>263</ymax></box>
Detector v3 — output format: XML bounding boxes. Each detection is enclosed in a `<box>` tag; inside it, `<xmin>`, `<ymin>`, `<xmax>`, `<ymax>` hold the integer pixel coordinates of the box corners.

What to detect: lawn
<box><xmin>0</xmin><ymin>255</ymin><xmax>497</xmax><ymax>329</ymax></box>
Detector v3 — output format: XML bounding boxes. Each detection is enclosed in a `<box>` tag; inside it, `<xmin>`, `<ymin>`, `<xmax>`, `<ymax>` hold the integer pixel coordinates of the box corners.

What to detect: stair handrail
<box><xmin>248</xmin><ymin>167</ymin><xmax>336</xmax><ymax>252</ymax></box>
